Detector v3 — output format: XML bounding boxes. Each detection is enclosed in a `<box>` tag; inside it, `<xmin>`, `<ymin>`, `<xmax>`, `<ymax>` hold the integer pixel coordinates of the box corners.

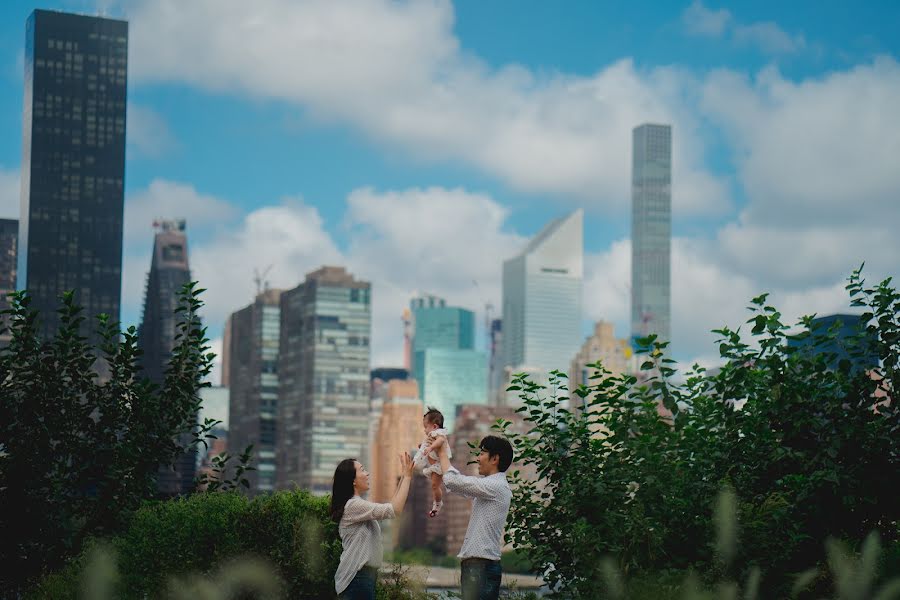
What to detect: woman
<box><xmin>331</xmin><ymin>452</ymin><xmax>414</xmax><ymax>599</ymax></box>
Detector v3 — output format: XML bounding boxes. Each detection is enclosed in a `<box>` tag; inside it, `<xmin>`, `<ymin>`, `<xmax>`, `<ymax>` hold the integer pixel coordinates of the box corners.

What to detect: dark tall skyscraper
<box><xmin>19</xmin><ymin>10</ymin><xmax>127</xmax><ymax>342</ymax></box>
<box><xmin>1</xmin><ymin>219</ymin><xmax>18</xmax><ymax>348</ymax></box>
<box><xmin>137</xmin><ymin>219</ymin><xmax>195</xmax><ymax>496</ymax></box>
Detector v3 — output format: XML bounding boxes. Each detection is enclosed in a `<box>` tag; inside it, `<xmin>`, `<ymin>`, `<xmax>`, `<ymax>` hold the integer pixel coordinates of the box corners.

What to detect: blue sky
<box><xmin>1</xmin><ymin>0</ymin><xmax>899</xmax><ymax>373</ymax></box>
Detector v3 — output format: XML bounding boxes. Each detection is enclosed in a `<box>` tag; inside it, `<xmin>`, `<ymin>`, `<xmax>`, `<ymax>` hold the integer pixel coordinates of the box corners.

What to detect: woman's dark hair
<box><xmin>330</xmin><ymin>458</ymin><xmax>358</xmax><ymax>523</ymax></box>
<box><xmin>424</xmin><ymin>406</ymin><xmax>444</xmax><ymax>428</ymax></box>
<box><xmin>479</xmin><ymin>435</ymin><xmax>514</xmax><ymax>472</ymax></box>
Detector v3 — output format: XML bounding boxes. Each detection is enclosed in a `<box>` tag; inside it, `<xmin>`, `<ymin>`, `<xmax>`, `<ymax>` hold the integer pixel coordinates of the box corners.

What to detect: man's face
<box><xmin>476</xmin><ymin>448</ymin><xmax>498</xmax><ymax>476</ymax></box>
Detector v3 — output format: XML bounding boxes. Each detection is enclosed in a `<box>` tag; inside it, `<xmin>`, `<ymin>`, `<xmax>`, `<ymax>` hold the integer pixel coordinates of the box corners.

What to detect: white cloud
<box><xmin>126</xmin><ymin>103</ymin><xmax>178</xmax><ymax>159</ymax></box>
<box><xmin>124</xmin><ymin>179</ymin><xmax>239</xmax><ymax>241</ymax></box>
<box><xmin>700</xmin><ymin>58</ymin><xmax>900</xmax><ymax>290</ymax></box>
<box><xmin>682</xmin><ymin>1</ymin><xmax>731</xmax><ymax>37</ymax></box>
<box><xmin>0</xmin><ymin>167</ymin><xmax>20</xmax><ymax>220</ymax></box>
<box><xmin>343</xmin><ymin>186</ymin><xmax>526</xmax><ymax>365</ymax></box>
<box><xmin>582</xmin><ymin>235</ymin><xmax>867</xmax><ymax>370</ymax></box>
<box><xmin>703</xmin><ymin>59</ymin><xmax>900</xmax><ymax>226</ymax></box>
<box><xmin>120</xmin><ymin>0</ymin><xmax>729</xmax><ymax>216</ymax></box>
<box><xmin>121</xmin><ymin>181</ymin><xmax>527</xmax><ymax>368</ymax></box>
<box><xmin>682</xmin><ymin>1</ymin><xmax>806</xmax><ymax>55</ymax></box>
<box><xmin>733</xmin><ymin>22</ymin><xmax>806</xmax><ymax>55</ymax></box>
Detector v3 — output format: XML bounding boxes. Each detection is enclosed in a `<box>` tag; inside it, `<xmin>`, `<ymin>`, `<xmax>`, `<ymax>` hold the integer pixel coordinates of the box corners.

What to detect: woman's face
<box><xmin>353</xmin><ymin>461</ymin><xmax>370</xmax><ymax>494</ymax></box>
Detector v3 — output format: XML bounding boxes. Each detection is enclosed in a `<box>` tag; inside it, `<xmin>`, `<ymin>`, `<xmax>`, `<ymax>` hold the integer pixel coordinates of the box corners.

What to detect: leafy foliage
<box><xmin>499</xmin><ymin>266</ymin><xmax>900</xmax><ymax>597</ymax></box>
<box><xmin>0</xmin><ymin>283</ymin><xmax>217</xmax><ymax>593</ymax></box>
<box><xmin>29</xmin><ymin>490</ymin><xmax>341</xmax><ymax>599</ymax></box>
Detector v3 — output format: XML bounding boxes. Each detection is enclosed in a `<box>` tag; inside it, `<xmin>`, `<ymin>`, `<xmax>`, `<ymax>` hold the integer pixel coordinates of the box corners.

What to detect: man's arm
<box><xmin>436</xmin><ymin>436</ymin><xmax>498</xmax><ymax>500</ymax></box>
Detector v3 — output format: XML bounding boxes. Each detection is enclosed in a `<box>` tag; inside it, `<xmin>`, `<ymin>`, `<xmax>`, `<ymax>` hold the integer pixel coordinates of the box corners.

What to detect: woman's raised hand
<box><xmin>398</xmin><ymin>451</ymin><xmax>414</xmax><ymax>477</ymax></box>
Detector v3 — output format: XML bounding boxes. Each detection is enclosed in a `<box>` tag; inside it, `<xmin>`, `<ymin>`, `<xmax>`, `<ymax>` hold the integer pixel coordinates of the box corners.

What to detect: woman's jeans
<box><xmin>461</xmin><ymin>557</ymin><xmax>502</xmax><ymax>600</ymax></box>
<box><xmin>339</xmin><ymin>565</ymin><xmax>378</xmax><ymax>600</ymax></box>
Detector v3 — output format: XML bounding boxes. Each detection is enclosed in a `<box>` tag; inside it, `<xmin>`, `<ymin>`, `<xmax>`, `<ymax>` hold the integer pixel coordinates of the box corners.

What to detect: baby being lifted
<box><xmin>412</xmin><ymin>407</ymin><xmax>452</xmax><ymax>517</ymax></box>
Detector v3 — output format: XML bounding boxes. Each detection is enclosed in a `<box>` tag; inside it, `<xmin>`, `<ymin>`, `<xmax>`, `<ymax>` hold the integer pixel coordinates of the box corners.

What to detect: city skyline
<box><xmin>0</xmin><ymin>1</ymin><xmax>897</xmax><ymax>376</ymax></box>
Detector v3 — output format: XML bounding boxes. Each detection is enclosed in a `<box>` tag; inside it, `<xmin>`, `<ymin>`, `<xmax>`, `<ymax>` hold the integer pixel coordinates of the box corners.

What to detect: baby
<box><xmin>412</xmin><ymin>407</ymin><xmax>452</xmax><ymax>517</ymax></box>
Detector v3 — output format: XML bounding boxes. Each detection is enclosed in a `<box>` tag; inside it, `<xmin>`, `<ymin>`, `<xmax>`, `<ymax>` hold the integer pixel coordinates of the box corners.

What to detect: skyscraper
<box><xmin>0</xmin><ymin>219</ymin><xmax>17</xmax><ymax>348</ymax></box>
<box><xmin>136</xmin><ymin>219</ymin><xmax>195</xmax><ymax>496</ymax></box>
<box><xmin>500</xmin><ymin>209</ymin><xmax>583</xmax><ymax>400</ymax></box>
<box><xmin>226</xmin><ymin>288</ymin><xmax>283</xmax><ymax>494</ymax></box>
<box><xmin>410</xmin><ymin>294</ymin><xmax>474</xmax><ymax>358</ymax></box>
<box><xmin>410</xmin><ymin>294</ymin><xmax>486</xmax><ymax>430</ymax></box>
<box><xmin>277</xmin><ymin>267</ymin><xmax>371</xmax><ymax>494</ymax></box>
<box><xmin>19</xmin><ymin>10</ymin><xmax>127</xmax><ymax>343</ymax></box>
<box><xmin>631</xmin><ymin>124</ymin><xmax>672</xmax><ymax>349</ymax></box>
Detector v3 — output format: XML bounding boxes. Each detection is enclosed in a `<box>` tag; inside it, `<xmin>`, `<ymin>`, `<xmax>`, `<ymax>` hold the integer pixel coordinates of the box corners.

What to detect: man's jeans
<box><xmin>339</xmin><ymin>565</ymin><xmax>378</xmax><ymax>600</ymax></box>
<box><xmin>461</xmin><ymin>557</ymin><xmax>502</xmax><ymax>600</ymax></box>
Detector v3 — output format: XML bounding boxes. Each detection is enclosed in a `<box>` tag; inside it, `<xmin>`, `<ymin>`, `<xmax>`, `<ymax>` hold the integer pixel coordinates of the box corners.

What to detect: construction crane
<box><xmin>253</xmin><ymin>265</ymin><xmax>273</xmax><ymax>296</ymax></box>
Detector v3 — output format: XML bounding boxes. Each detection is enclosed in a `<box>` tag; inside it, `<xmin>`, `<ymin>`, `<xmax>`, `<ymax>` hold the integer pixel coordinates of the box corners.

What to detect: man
<box><xmin>436</xmin><ymin>433</ymin><xmax>514</xmax><ymax>600</ymax></box>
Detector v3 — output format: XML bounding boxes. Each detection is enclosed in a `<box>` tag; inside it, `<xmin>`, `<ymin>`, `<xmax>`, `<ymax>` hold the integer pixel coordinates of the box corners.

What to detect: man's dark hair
<box><xmin>423</xmin><ymin>406</ymin><xmax>444</xmax><ymax>428</ymax></box>
<box><xmin>479</xmin><ymin>435</ymin><xmax>513</xmax><ymax>472</ymax></box>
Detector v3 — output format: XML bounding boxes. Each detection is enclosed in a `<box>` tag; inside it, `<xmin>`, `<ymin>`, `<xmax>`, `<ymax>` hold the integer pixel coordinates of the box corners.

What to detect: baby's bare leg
<box><xmin>431</xmin><ymin>472</ymin><xmax>443</xmax><ymax>502</ymax></box>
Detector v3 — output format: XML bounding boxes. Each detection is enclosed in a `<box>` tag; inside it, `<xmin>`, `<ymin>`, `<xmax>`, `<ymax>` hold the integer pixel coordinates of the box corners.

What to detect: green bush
<box><xmin>500</xmin><ymin>267</ymin><xmax>900</xmax><ymax>597</ymax></box>
<box><xmin>1</xmin><ymin>284</ymin><xmax>217</xmax><ymax>595</ymax></box>
<box><xmin>31</xmin><ymin>490</ymin><xmax>341</xmax><ymax>599</ymax></box>
<box><xmin>501</xmin><ymin>550</ymin><xmax>534</xmax><ymax>574</ymax></box>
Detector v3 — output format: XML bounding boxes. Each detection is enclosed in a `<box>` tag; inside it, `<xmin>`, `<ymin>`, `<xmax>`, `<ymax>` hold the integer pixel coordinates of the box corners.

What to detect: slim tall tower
<box><xmin>136</xmin><ymin>219</ymin><xmax>194</xmax><ymax>496</ymax></box>
<box><xmin>631</xmin><ymin>124</ymin><xmax>672</xmax><ymax>349</ymax></box>
<box><xmin>19</xmin><ymin>10</ymin><xmax>127</xmax><ymax>342</ymax></box>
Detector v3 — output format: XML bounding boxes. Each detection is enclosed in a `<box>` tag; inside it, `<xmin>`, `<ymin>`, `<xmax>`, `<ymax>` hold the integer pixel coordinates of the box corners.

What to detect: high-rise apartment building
<box><xmin>0</xmin><ymin>219</ymin><xmax>17</xmax><ymax>348</ymax></box>
<box><xmin>226</xmin><ymin>289</ymin><xmax>282</xmax><ymax>494</ymax></box>
<box><xmin>631</xmin><ymin>124</ymin><xmax>672</xmax><ymax>349</ymax></box>
<box><xmin>500</xmin><ymin>209</ymin><xmax>583</xmax><ymax>402</ymax></box>
<box><xmin>137</xmin><ymin>219</ymin><xmax>195</xmax><ymax>496</ymax></box>
<box><xmin>19</xmin><ymin>10</ymin><xmax>127</xmax><ymax>343</ymax></box>
<box><xmin>277</xmin><ymin>267</ymin><xmax>371</xmax><ymax>494</ymax></box>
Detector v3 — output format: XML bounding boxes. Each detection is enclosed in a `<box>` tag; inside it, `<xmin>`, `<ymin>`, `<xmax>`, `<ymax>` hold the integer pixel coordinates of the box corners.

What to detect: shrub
<box><xmin>499</xmin><ymin>267</ymin><xmax>900</xmax><ymax>597</ymax></box>
<box><xmin>0</xmin><ymin>284</ymin><xmax>217</xmax><ymax>594</ymax></box>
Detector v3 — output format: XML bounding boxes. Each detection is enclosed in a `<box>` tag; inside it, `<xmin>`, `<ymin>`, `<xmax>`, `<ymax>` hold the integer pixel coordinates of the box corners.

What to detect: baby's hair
<box><xmin>423</xmin><ymin>407</ymin><xmax>444</xmax><ymax>428</ymax></box>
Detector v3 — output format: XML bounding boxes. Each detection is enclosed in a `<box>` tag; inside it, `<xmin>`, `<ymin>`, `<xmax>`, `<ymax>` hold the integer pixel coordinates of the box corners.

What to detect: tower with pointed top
<box><xmin>137</xmin><ymin>219</ymin><xmax>196</xmax><ymax>496</ymax></box>
<box><xmin>499</xmin><ymin>209</ymin><xmax>583</xmax><ymax>402</ymax></box>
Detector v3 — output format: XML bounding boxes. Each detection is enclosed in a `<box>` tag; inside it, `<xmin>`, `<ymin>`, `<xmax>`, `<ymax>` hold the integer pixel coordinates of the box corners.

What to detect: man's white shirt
<box><xmin>443</xmin><ymin>467</ymin><xmax>512</xmax><ymax>560</ymax></box>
